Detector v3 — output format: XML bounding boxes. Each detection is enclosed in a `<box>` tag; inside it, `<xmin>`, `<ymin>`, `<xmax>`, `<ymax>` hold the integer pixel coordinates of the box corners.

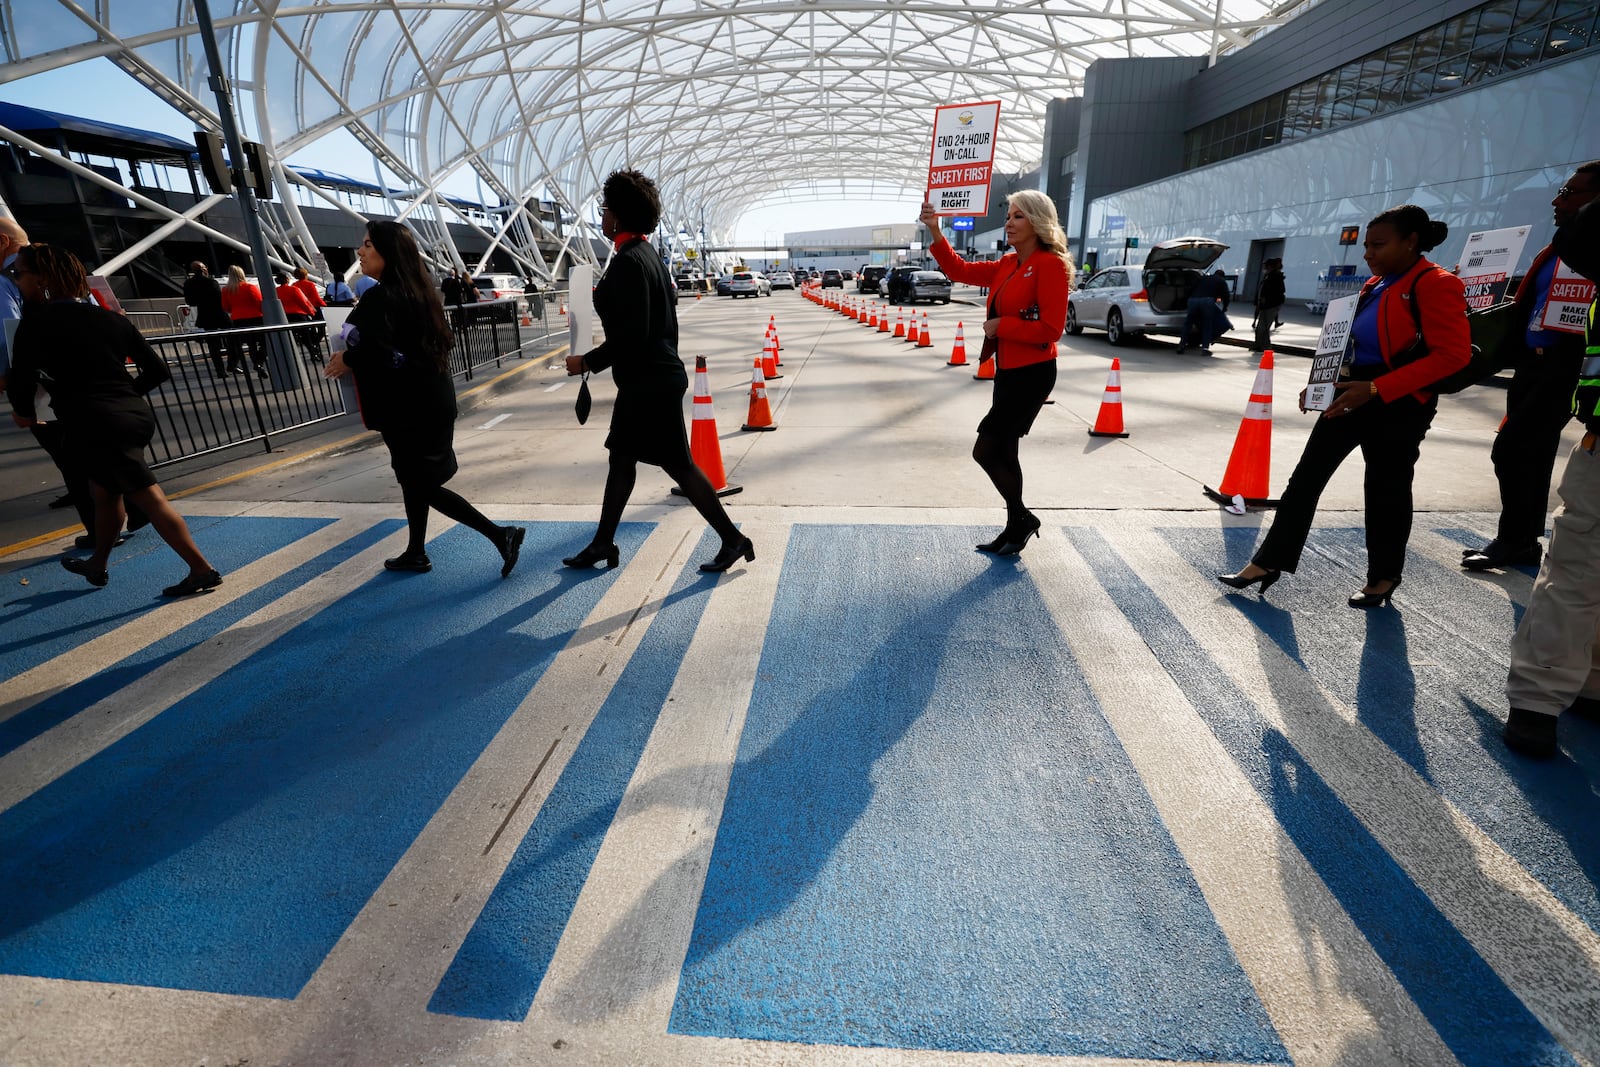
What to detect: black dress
<box><xmin>341</xmin><ymin>283</ymin><xmax>460</xmax><ymax>488</ymax></box>
<box><xmin>582</xmin><ymin>238</ymin><xmax>691</xmax><ymax>468</ymax></box>
<box><xmin>5</xmin><ymin>300</ymin><xmax>170</xmax><ymax>494</ymax></box>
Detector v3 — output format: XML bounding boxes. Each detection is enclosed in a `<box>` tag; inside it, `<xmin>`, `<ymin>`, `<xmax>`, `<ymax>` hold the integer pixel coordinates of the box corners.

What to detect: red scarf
<box><xmin>612</xmin><ymin>231</ymin><xmax>647</xmax><ymax>249</ymax></box>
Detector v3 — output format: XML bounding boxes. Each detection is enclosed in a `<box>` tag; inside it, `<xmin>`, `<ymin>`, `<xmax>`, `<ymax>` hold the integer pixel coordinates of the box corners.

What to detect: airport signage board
<box><xmin>1456</xmin><ymin>225</ymin><xmax>1530</xmax><ymax>309</ymax></box>
<box><xmin>1541</xmin><ymin>259</ymin><xmax>1598</xmax><ymax>334</ymax></box>
<box><xmin>926</xmin><ymin>100</ymin><xmax>1001</xmax><ymax>216</ymax></box>
<box><xmin>950</xmin><ymin>217</ymin><xmax>974</xmax><ymax>231</ymax></box>
<box><xmin>1305</xmin><ymin>293</ymin><xmax>1359</xmax><ymax>412</ymax></box>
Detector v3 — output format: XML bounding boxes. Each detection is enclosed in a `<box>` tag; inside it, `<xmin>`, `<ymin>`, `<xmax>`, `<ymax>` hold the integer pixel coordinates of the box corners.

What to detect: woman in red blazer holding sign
<box><xmin>1219</xmin><ymin>205</ymin><xmax>1471</xmax><ymax>606</ymax></box>
<box><xmin>920</xmin><ymin>190</ymin><xmax>1073</xmax><ymax>555</ymax></box>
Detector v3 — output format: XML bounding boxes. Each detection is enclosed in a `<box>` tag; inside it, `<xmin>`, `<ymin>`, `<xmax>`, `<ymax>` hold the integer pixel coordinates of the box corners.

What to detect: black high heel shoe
<box><xmin>563</xmin><ymin>542</ymin><xmax>620</xmax><ymax>569</ymax></box>
<box><xmin>61</xmin><ymin>556</ymin><xmax>109</xmax><ymax>588</ymax></box>
<box><xmin>700</xmin><ymin>536</ymin><xmax>755</xmax><ymax>573</ymax></box>
<box><xmin>992</xmin><ymin>514</ymin><xmax>1043</xmax><ymax>556</ymax></box>
<box><xmin>1349</xmin><ymin>576</ymin><xmax>1401</xmax><ymax>609</ymax></box>
<box><xmin>1217</xmin><ymin>567</ymin><xmax>1280</xmax><ymax>595</ymax></box>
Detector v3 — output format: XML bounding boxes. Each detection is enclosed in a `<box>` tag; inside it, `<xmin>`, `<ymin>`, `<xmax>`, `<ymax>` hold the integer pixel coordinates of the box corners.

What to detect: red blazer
<box><xmin>292</xmin><ymin>278</ymin><xmax>327</xmax><ymax>310</ymax></box>
<box><xmin>276</xmin><ymin>283</ymin><xmax>315</xmax><ymax>318</ymax></box>
<box><xmin>930</xmin><ymin>239</ymin><xmax>1068</xmax><ymax>369</ymax></box>
<box><xmin>220</xmin><ymin>282</ymin><xmax>263</xmax><ymax>321</ymax></box>
<box><xmin>1364</xmin><ymin>257</ymin><xmax>1471</xmax><ymax>402</ymax></box>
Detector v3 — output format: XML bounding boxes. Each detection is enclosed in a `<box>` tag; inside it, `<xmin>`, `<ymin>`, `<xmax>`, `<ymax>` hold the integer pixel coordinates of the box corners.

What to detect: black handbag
<box><xmin>1389</xmin><ymin>271</ymin><xmax>1520</xmax><ymax>393</ymax></box>
<box><xmin>574</xmin><ymin>372</ymin><xmax>592</xmax><ymax>424</ymax></box>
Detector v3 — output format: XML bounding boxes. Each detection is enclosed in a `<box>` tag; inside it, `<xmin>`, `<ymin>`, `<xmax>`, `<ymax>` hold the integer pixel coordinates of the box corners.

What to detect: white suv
<box><xmin>727</xmin><ymin>271</ymin><xmax>772</xmax><ymax>298</ymax></box>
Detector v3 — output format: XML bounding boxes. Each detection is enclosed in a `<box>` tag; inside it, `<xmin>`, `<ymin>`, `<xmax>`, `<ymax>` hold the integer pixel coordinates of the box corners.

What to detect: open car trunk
<box><xmin>1140</xmin><ymin>237</ymin><xmax>1228</xmax><ymax>314</ymax></box>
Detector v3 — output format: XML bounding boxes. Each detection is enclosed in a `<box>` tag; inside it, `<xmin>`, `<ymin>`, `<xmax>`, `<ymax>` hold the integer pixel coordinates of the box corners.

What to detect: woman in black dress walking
<box><xmin>562</xmin><ymin>169</ymin><xmax>752</xmax><ymax>573</ymax></box>
<box><xmin>325</xmin><ymin>220</ymin><xmax>524</xmax><ymax>577</ymax></box>
<box><xmin>6</xmin><ymin>244</ymin><xmax>221</xmax><ymax>596</ymax></box>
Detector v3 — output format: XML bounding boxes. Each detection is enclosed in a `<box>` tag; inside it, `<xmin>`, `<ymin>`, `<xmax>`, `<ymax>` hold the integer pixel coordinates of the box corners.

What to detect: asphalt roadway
<box><xmin>1</xmin><ymin>286</ymin><xmax>1595</xmax><ymax>1067</ymax></box>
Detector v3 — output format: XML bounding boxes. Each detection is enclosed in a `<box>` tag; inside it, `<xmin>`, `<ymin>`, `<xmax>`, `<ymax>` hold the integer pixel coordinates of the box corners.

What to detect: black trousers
<box><xmin>1491</xmin><ymin>343</ymin><xmax>1584</xmax><ymax>547</ymax></box>
<box><xmin>1253</xmin><ymin>389</ymin><xmax>1438</xmax><ymax>581</ymax></box>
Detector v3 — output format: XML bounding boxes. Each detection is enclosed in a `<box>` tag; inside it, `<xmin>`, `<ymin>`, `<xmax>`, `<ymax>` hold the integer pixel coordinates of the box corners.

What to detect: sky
<box><xmin>1</xmin><ymin>59</ymin><xmax>915</xmax><ymax>244</ymax></box>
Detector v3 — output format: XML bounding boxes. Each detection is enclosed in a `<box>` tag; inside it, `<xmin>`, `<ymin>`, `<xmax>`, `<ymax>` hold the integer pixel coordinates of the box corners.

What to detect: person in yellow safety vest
<box><xmin>1504</xmin><ymin>194</ymin><xmax>1600</xmax><ymax>757</ymax></box>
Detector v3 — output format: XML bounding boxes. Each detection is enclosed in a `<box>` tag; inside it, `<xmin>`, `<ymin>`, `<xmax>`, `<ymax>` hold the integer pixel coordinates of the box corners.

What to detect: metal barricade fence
<box><xmin>125</xmin><ymin>310</ymin><xmax>176</xmax><ymax>337</ymax></box>
<box><xmin>144</xmin><ymin>321</ymin><xmax>347</xmax><ymax>467</ymax></box>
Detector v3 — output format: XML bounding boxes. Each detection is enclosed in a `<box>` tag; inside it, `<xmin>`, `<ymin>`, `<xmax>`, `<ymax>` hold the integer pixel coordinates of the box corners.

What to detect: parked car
<box><xmin>469</xmin><ymin>274</ymin><xmax>522</xmax><ymax>321</ymax></box>
<box><xmin>715</xmin><ymin>274</ymin><xmax>733</xmax><ymax>296</ymax></box>
<box><xmin>882</xmin><ymin>265</ymin><xmax>917</xmax><ymax>303</ymax></box>
<box><xmin>1066</xmin><ymin>237</ymin><xmax>1229</xmax><ymax>346</ymax></box>
<box><xmin>856</xmin><ymin>265</ymin><xmax>887</xmax><ymax>293</ymax></box>
<box><xmin>727</xmin><ymin>271</ymin><xmax>772</xmax><ymax>297</ymax></box>
<box><xmin>768</xmin><ymin>270</ymin><xmax>796</xmax><ymax>290</ymax></box>
<box><xmin>907</xmin><ymin>270</ymin><xmax>952</xmax><ymax>304</ymax></box>
<box><xmin>820</xmin><ymin>269</ymin><xmax>844</xmax><ymax>289</ymax></box>
<box><xmin>674</xmin><ymin>270</ymin><xmax>704</xmax><ymax>292</ymax></box>
<box><xmin>841</xmin><ymin>269</ymin><xmax>856</xmax><ymax>281</ymax></box>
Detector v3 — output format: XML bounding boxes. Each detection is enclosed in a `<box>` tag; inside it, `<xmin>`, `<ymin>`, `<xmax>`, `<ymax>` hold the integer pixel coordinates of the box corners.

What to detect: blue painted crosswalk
<box><xmin>2</xmin><ymin>513</ymin><xmax>1597</xmax><ymax>1063</ymax></box>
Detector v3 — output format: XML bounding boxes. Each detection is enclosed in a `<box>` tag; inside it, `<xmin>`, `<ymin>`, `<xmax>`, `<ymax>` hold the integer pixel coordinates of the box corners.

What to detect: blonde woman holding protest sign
<box><xmin>919</xmin><ymin>190</ymin><xmax>1072</xmax><ymax>555</ymax></box>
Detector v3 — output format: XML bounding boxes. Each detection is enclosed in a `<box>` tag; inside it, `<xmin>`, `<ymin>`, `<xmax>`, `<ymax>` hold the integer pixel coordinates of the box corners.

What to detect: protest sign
<box><xmin>1456</xmin><ymin>225</ymin><xmax>1530</xmax><ymax>309</ymax></box>
<box><xmin>926</xmin><ymin>101</ymin><xmax>1001</xmax><ymax>216</ymax></box>
<box><xmin>1305</xmin><ymin>293</ymin><xmax>1359</xmax><ymax>411</ymax></box>
<box><xmin>1541</xmin><ymin>259</ymin><xmax>1597</xmax><ymax>335</ymax></box>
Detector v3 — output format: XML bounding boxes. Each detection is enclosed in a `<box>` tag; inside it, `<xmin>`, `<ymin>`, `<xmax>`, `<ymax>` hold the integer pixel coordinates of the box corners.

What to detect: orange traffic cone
<box><xmin>674</xmin><ymin>356</ymin><xmax>742</xmax><ymax>498</ymax></box>
<box><xmin>559</xmin><ymin>302</ymin><xmax>567</xmax><ymax>316</ymax></box>
<box><xmin>905</xmin><ymin>312</ymin><xmax>919</xmax><ymax>344</ymax></box>
<box><xmin>878</xmin><ymin>306</ymin><xmax>890</xmax><ymax>333</ymax></box>
<box><xmin>519</xmin><ymin>308</ymin><xmax>532</xmax><ymax>327</ymax></box>
<box><xmin>973</xmin><ymin>343</ymin><xmax>995</xmax><ymax>380</ymax></box>
<box><xmin>768</xmin><ymin>315</ymin><xmax>782</xmax><ymax>350</ymax></box>
<box><xmin>917</xmin><ymin>311</ymin><xmax>933</xmax><ymax>348</ymax></box>
<box><xmin>766</xmin><ymin>324</ymin><xmax>783</xmax><ymax>366</ymax></box>
<box><xmin>868</xmin><ymin>306</ymin><xmax>879</xmax><ymax>329</ymax></box>
<box><xmin>894</xmin><ymin>307</ymin><xmax>906</xmax><ymax>338</ymax></box>
<box><xmin>1204</xmin><ymin>351</ymin><xmax>1278</xmax><ymax>507</ymax></box>
<box><xmin>947</xmin><ymin>322</ymin><xmax>968</xmax><ymax>366</ymax></box>
<box><xmin>742</xmin><ymin>353</ymin><xmax>777</xmax><ymax>431</ymax></box>
<box><xmin>1087</xmin><ymin>358</ymin><xmax>1130</xmax><ymax>438</ymax></box>
<box><xmin>762</xmin><ymin>334</ymin><xmax>782</xmax><ymax>379</ymax></box>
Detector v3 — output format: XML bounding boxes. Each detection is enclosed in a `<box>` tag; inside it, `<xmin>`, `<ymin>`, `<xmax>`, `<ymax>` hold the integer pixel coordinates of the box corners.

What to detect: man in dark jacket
<box><xmin>1176</xmin><ymin>270</ymin><xmax>1232</xmax><ymax>354</ymax></box>
<box><xmin>1252</xmin><ymin>259</ymin><xmax>1285</xmax><ymax>354</ymax></box>
<box><xmin>1465</xmin><ymin>163</ymin><xmax>1600</xmax><ymax>571</ymax></box>
<box><xmin>183</xmin><ymin>261</ymin><xmax>231</xmax><ymax>378</ymax></box>
<box><xmin>1504</xmin><ymin>189</ymin><xmax>1600</xmax><ymax>757</ymax></box>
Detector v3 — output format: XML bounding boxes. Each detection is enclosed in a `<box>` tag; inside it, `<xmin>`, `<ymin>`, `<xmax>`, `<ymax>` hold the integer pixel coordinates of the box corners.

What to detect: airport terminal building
<box><xmin>1020</xmin><ymin>0</ymin><xmax>1600</xmax><ymax>303</ymax></box>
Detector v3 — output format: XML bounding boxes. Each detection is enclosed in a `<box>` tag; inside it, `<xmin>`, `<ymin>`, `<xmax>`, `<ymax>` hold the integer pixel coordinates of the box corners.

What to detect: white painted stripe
<box><xmin>295</xmin><ymin>519</ymin><xmax>699</xmax><ymax>1015</ymax></box>
<box><xmin>545</xmin><ymin>381</ymin><xmax>567</xmax><ymax>392</ymax></box>
<box><xmin>1124</xmin><ymin>527</ymin><xmax>1600</xmax><ymax>1063</ymax></box>
<box><xmin>477</xmin><ymin>413</ymin><xmax>513</xmax><ymax>429</ymax></box>
<box><xmin>529</xmin><ymin>521</ymin><xmax>787</xmax><ymax>1031</ymax></box>
<box><xmin>1034</xmin><ymin>530</ymin><xmax>1458</xmax><ymax>1067</ymax></box>
<box><xmin>0</xmin><ymin>518</ymin><xmax>410</xmax><ymax>815</ymax></box>
<box><xmin>0</xmin><ymin>514</ymin><xmax>371</xmax><ymax>730</ymax></box>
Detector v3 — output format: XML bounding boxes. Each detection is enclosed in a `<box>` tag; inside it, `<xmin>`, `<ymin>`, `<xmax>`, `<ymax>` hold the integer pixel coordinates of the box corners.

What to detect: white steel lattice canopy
<box><xmin>1</xmin><ymin>0</ymin><xmax>1297</xmax><ymax>267</ymax></box>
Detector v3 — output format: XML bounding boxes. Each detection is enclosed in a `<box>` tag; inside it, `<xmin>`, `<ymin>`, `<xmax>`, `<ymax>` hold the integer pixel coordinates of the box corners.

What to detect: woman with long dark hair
<box><xmin>1218</xmin><ymin>205</ymin><xmax>1471</xmax><ymax>606</ymax></box>
<box><xmin>6</xmin><ymin>244</ymin><xmax>221</xmax><ymax>595</ymax></box>
<box><xmin>919</xmin><ymin>190</ymin><xmax>1073</xmax><ymax>554</ymax></box>
<box><xmin>325</xmin><ymin>220</ymin><xmax>524</xmax><ymax>577</ymax></box>
<box><xmin>562</xmin><ymin>169</ymin><xmax>753</xmax><ymax>573</ymax></box>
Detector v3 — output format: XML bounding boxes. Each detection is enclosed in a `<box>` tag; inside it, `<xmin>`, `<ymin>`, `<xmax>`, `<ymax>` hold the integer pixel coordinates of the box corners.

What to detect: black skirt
<box><xmin>605</xmin><ymin>379</ymin><xmax>693</xmax><ymax>468</ymax></box>
<box><xmin>977</xmin><ymin>359</ymin><xmax>1057</xmax><ymax>438</ymax></box>
<box><xmin>381</xmin><ymin>421</ymin><xmax>459</xmax><ymax>488</ymax></box>
<box><xmin>74</xmin><ymin>405</ymin><xmax>158</xmax><ymax>495</ymax></box>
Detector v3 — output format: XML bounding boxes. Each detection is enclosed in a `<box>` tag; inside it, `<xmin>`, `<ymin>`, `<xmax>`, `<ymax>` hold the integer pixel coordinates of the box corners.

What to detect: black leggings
<box><xmin>400</xmin><ymin>482</ymin><xmax>500</xmax><ymax>554</ymax></box>
<box><xmin>973</xmin><ymin>433</ymin><xmax>1028</xmax><ymax>525</ymax></box>
<box><xmin>592</xmin><ymin>451</ymin><xmax>739</xmax><ymax>548</ymax></box>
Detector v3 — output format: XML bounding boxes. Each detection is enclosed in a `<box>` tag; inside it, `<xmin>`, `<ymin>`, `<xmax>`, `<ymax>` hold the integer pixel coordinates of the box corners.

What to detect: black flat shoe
<box><xmin>563</xmin><ymin>542</ymin><xmax>619</xmax><ymax>569</ymax></box>
<box><xmin>700</xmin><ymin>536</ymin><xmax>755</xmax><ymax>573</ymax></box>
<box><xmin>1349</xmin><ymin>576</ymin><xmax>1401</xmax><ymax>608</ymax></box>
<box><xmin>1503</xmin><ymin>708</ymin><xmax>1558</xmax><ymax>757</ymax></box>
<box><xmin>61</xmin><ymin>557</ymin><xmax>108</xmax><ymax>588</ymax></box>
<box><xmin>993</xmin><ymin>515</ymin><xmax>1042</xmax><ymax>556</ymax></box>
<box><xmin>498</xmin><ymin>525</ymin><xmax>525</xmax><ymax>579</ymax></box>
<box><xmin>1461</xmin><ymin>540</ymin><xmax>1541</xmax><ymax>571</ymax></box>
<box><xmin>1217</xmin><ymin>567</ymin><xmax>1280</xmax><ymax>595</ymax></box>
<box><xmin>162</xmin><ymin>568</ymin><xmax>222</xmax><ymax>597</ymax></box>
<box><xmin>384</xmin><ymin>552</ymin><xmax>432</xmax><ymax>573</ymax></box>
